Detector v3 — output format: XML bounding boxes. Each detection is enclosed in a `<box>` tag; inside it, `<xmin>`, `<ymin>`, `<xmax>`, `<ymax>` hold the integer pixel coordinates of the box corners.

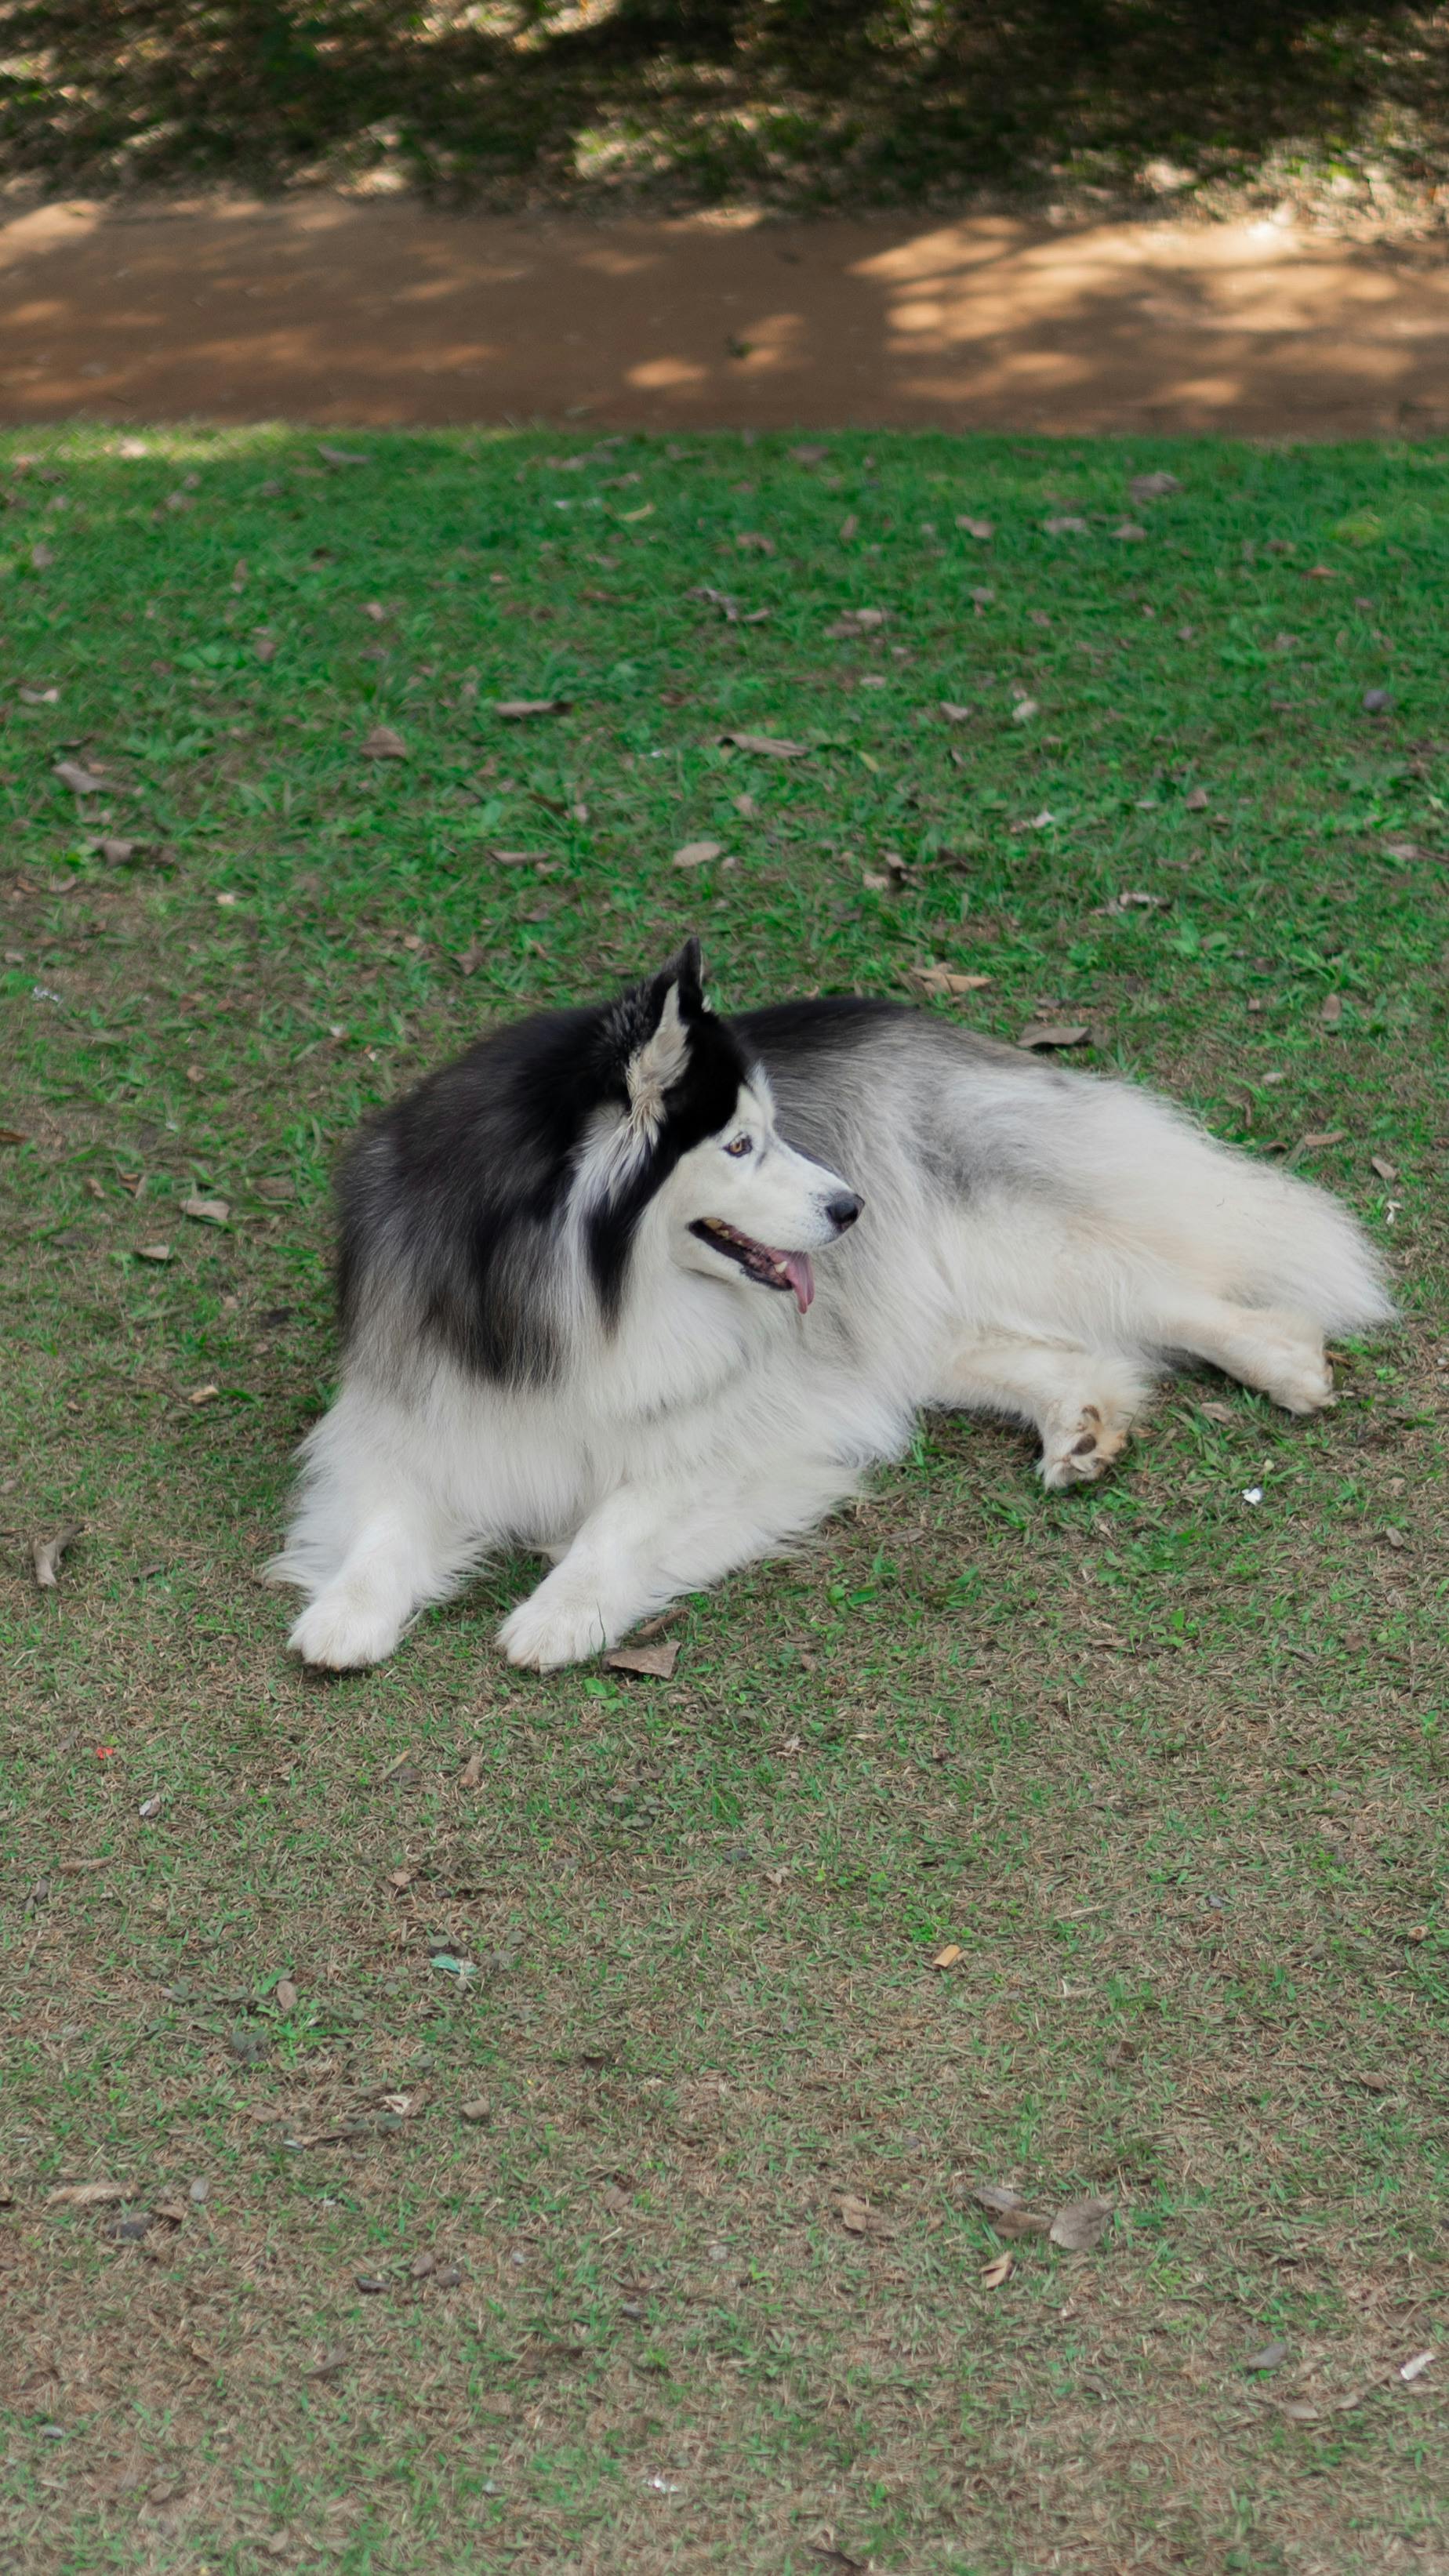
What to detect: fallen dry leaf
<box><xmin>910</xmin><ymin>965</ymin><xmax>992</xmax><ymax>1000</ymax></box>
<box><xmin>31</xmin><ymin>1524</ymin><xmax>81</xmax><ymax>1589</ymax></box>
<box><xmin>135</xmin><ymin>1243</ymin><xmax>172</xmax><ymax>1263</ymax></box>
<box><xmin>735</xmin><ymin>532</ymin><xmax>775</xmax><ymax>554</ymax></box>
<box><xmin>54</xmin><ymin>760</ymin><xmax>111</xmax><ymax>796</ymax></box>
<box><xmin>719</xmin><ymin>731</ymin><xmax>809</xmax><ymax>759</ymax></box>
<box><xmin>487</xmin><ymin>848</ymin><xmax>550</xmax><ymax>867</ymax></box>
<box><xmin>1382</xmin><ymin>837</ymin><xmax>1429</xmax><ymax>863</ymax></box>
<box><xmin>1019</xmin><ymin>1022</ymin><xmax>1088</xmax><ymax>1050</ymax></box>
<box><xmin>1184</xmin><ymin>785</ymin><xmax>1209</xmax><ymax>810</ymax></box>
<box><xmin>180</xmin><ymin>1195</ymin><xmax>229</xmax><ymax>1225</ymax></box>
<box><xmin>253</xmin><ymin>632</ymin><xmax>278</xmax><ymax>664</ymax></box>
<box><xmin>605</xmin><ymin>1640</ymin><xmax>680</xmax><ymax>1680</ymax></box>
<box><xmin>838</xmin><ymin>513</ymin><xmax>859</xmax><ymax>542</ymax></box>
<box><xmin>457</xmin><ymin>1747</ymin><xmax>485</xmax><ymax>1791</ymax></box>
<box><xmin>274</xmin><ymin>1979</ymin><xmax>298</xmax><ymax>2016</ymax></box>
<box><xmin>691</xmin><ymin>584</ymin><xmax>739</xmax><ymax>622</ymax></box>
<box><xmin>971</xmin><ymin>2182</ymin><xmax>1051</xmax><ymax>2237</ymax></box>
<box><xmin>837</xmin><ymin>2192</ymin><xmax>892</xmax><ymax>2238</ymax></box>
<box><xmin>306</xmin><ymin>2346</ymin><xmax>349</xmax><ymax>2381</ymax></box>
<box><xmin>1113</xmin><ymin>521</ymin><xmax>1147</xmax><ymax>542</ymax></box>
<box><xmin>186</xmin><ymin>1383</ymin><xmax>219</xmax><ymax>1406</ymax></box>
<box><xmin>1245</xmin><ymin>2341</ymin><xmax>1289</xmax><ymax>2372</ymax></box>
<box><xmin>826</xmin><ymin>607</ymin><xmax>887</xmax><ymax>636</ymax></box>
<box><xmin>460</xmin><ymin>2097</ymin><xmax>491</xmax><ymax>2123</ymax></box>
<box><xmin>1296</xmin><ymin>1130</ymin><xmax>1346</xmax><ymax>1154</ymax></box>
<box><xmin>493</xmin><ymin>698</ymin><xmax>571</xmax><ymax>720</ymax></box>
<box><xmin>931</xmin><ymin>1943</ymin><xmax>964</xmax><ymax>1970</ymax></box>
<box><xmin>1011</xmin><ymin>698</ymin><xmax>1039</xmax><ymax>724</ymax></box>
<box><xmin>1320</xmin><ymin>993</ymin><xmax>1343</xmax><ymax>1027</ymax></box>
<box><xmin>1198</xmin><ymin>1400</ymin><xmax>1236</xmax><ymax>1424</ymax></box>
<box><xmin>980</xmin><ymin>2251</ymin><xmax>1014</xmax><ymax>2288</ymax></box>
<box><xmin>359</xmin><ymin>725</ymin><xmax>408</xmax><ymax>760</ymax></box>
<box><xmin>318</xmin><ymin>445</ymin><xmax>370</xmax><ymax>467</ymax></box>
<box><xmin>31</xmin><ymin>541</ymin><xmax>54</xmax><ymax>569</ymax></box>
<box><xmin>673</xmin><ymin>840</ymin><xmax>723</xmax><ymax>870</ymax></box>
<box><xmin>19</xmin><ymin>685</ymin><xmax>59</xmax><ymax>704</ymax></box>
<box><xmin>1043</xmin><ymin>516</ymin><xmax>1088</xmax><ymax>536</ymax></box>
<box><xmin>790</xmin><ymin>444</ymin><xmax>829</xmax><ymax>466</ymax></box>
<box><xmin>47</xmin><ymin>2179</ymin><xmax>126</xmax><ymax>2209</ymax></box>
<box><xmin>1370</xmin><ymin>1155</ymin><xmax>1399</xmax><ymax>1183</ymax></box>
<box><xmin>1129</xmin><ymin>471</ymin><xmax>1182</xmax><ymax>503</ymax></box>
<box><xmin>956</xmin><ymin>516</ymin><xmax>993</xmax><ymax>540</ymax></box>
<box><xmin>938</xmin><ymin>701</ymin><xmax>974</xmax><ymax>723</ymax></box>
<box><xmin>1048</xmin><ymin>2196</ymin><xmax>1114</xmax><ymax>2251</ymax></box>
<box><xmin>361</xmin><ymin>601</ymin><xmax>387</xmax><ymax>622</ymax></box>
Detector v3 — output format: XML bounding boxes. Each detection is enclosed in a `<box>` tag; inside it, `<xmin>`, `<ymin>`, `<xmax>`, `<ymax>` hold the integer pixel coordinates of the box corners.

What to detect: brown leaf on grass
<box><xmin>0</xmin><ymin>1127</ymin><xmax>28</xmax><ymax>1146</ymax></box>
<box><xmin>460</xmin><ymin>2096</ymin><xmax>492</xmax><ymax>2124</ymax></box>
<box><xmin>253</xmin><ymin>632</ymin><xmax>278</xmax><ymax>664</ymax></box>
<box><xmin>1304</xmin><ymin>564</ymin><xmax>1338</xmax><ymax>580</ymax></box>
<box><xmin>31</xmin><ymin>541</ymin><xmax>54</xmax><ymax>569</ymax></box>
<box><xmin>1184</xmin><ymin>785</ymin><xmax>1209</xmax><ymax>810</ymax></box>
<box><xmin>1320</xmin><ymin>993</ymin><xmax>1343</xmax><ymax>1027</ymax></box>
<box><xmin>135</xmin><ymin>1243</ymin><xmax>172</xmax><ymax>1263</ymax></box>
<box><xmin>971</xmin><ymin>2182</ymin><xmax>1051</xmax><ymax>2238</ymax></box>
<box><xmin>273</xmin><ymin>1978</ymin><xmax>298</xmax><ymax>2015</ymax></box>
<box><xmin>790</xmin><ymin>444</ymin><xmax>829</xmax><ymax>467</ymax></box>
<box><xmin>19</xmin><ymin>685</ymin><xmax>59</xmax><ymax>704</ymax></box>
<box><xmin>980</xmin><ymin>2250</ymin><xmax>1014</xmax><ymax>2288</ymax></box>
<box><xmin>1382</xmin><ymin>838</ymin><xmax>1430</xmax><ymax>863</ymax></box>
<box><xmin>1129</xmin><ymin>471</ymin><xmax>1182</xmax><ymax>503</ymax></box>
<box><xmin>360</xmin><ymin>725</ymin><xmax>408</xmax><ymax>760</ymax></box>
<box><xmin>47</xmin><ymin>2179</ymin><xmax>125</xmax><ymax>2208</ymax></box>
<box><xmin>826</xmin><ymin>607</ymin><xmax>887</xmax><ymax>636</ymax></box>
<box><xmin>1245</xmin><ymin>2340</ymin><xmax>1290</xmax><ymax>2372</ymax></box>
<box><xmin>187</xmin><ymin>1382</ymin><xmax>219</xmax><ymax>1406</ymax></box>
<box><xmin>1049</xmin><ymin>2196</ymin><xmax>1114</xmax><ymax>2251</ymax></box>
<box><xmin>673</xmin><ymin>840</ymin><xmax>723</xmax><ymax>870</ymax></box>
<box><xmin>931</xmin><ymin>1943</ymin><xmax>964</xmax><ymax>1969</ymax></box>
<box><xmin>735</xmin><ymin>531</ymin><xmax>775</xmax><ymax>554</ymax></box>
<box><xmin>1113</xmin><ymin>521</ymin><xmax>1147</xmax><ymax>542</ymax></box>
<box><xmin>719</xmin><ymin>731</ymin><xmax>809</xmax><ymax>759</ymax></box>
<box><xmin>605</xmin><ymin>1640</ymin><xmax>680</xmax><ymax>1680</ymax></box>
<box><xmin>1370</xmin><ymin>1156</ymin><xmax>1399</xmax><ymax>1183</ymax></box>
<box><xmin>1043</xmin><ymin>516</ymin><xmax>1088</xmax><ymax>535</ymax></box>
<box><xmin>318</xmin><ymin>445</ymin><xmax>370</xmax><ymax>467</ymax></box>
<box><xmin>1296</xmin><ymin>1130</ymin><xmax>1346</xmax><ymax>1154</ymax></box>
<box><xmin>837</xmin><ymin>2193</ymin><xmax>893</xmax><ymax>2239</ymax></box>
<box><xmin>1197</xmin><ymin>1401</ymin><xmax>1236</xmax><ymax>1424</ymax></box>
<box><xmin>939</xmin><ymin>701</ymin><xmax>974</xmax><ymax>722</ymax></box>
<box><xmin>908</xmin><ymin>965</ymin><xmax>993</xmax><ymax>1000</ymax></box>
<box><xmin>493</xmin><ymin>698</ymin><xmax>571</xmax><ymax>720</ymax></box>
<box><xmin>838</xmin><ymin>513</ymin><xmax>859</xmax><ymax>542</ymax></box>
<box><xmin>360</xmin><ymin>601</ymin><xmax>387</xmax><ymax>622</ymax></box>
<box><xmin>306</xmin><ymin>2346</ymin><xmax>349</xmax><ymax>2380</ymax></box>
<box><xmin>457</xmin><ymin>1747</ymin><xmax>485</xmax><ymax>1790</ymax></box>
<box><xmin>180</xmin><ymin>1195</ymin><xmax>229</xmax><ymax>1225</ymax></box>
<box><xmin>691</xmin><ymin>585</ymin><xmax>739</xmax><ymax>622</ymax></box>
<box><xmin>956</xmin><ymin>516</ymin><xmax>993</xmax><ymax>539</ymax></box>
<box><xmin>487</xmin><ymin>848</ymin><xmax>550</xmax><ymax>867</ymax></box>
<box><xmin>31</xmin><ymin>1525</ymin><xmax>80</xmax><ymax>1589</ymax></box>
<box><xmin>1019</xmin><ymin>1022</ymin><xmax>1089</xmax><ymax>1050</ymax></box>
<box><xmin>54</xmin><ymin>760</ymin><xmax>110</xmax><ymax>795</ymax></box>
<box><xmin>1011</xmin><ymin>697</ymin><xmax>1039</xmax><ymax>724</ymax></box>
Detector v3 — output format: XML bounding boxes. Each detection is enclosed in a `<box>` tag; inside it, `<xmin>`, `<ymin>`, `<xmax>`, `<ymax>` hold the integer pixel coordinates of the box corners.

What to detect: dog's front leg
<box><xmin>495</xmin><ymin>1482</ymin><xmax>685</xmax><ymax>1671</ymax></box>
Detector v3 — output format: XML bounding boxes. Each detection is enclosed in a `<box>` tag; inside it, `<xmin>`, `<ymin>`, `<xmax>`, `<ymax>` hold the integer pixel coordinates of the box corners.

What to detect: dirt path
<box><xmin>2</xmin><ymin>194</ymin><xmax>1447</xmax><ymax>437</ymax></box>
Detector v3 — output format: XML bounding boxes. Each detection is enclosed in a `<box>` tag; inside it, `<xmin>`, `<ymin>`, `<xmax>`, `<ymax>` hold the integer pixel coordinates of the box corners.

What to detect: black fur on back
<box><xmin>338</xmin><ymin>940</ymin><xmax>754</xmax><ymax>1387</ymax></box>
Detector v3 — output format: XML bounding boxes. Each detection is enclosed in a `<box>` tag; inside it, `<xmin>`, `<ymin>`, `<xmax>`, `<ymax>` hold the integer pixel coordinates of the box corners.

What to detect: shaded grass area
<box><xmin>0</xmin><ymin>0</ymin><xmax>1447</xmax><ymax>220</ymax></box>
<box><xmin>2</xmin><ymin>426</ymin><xmax>1447</xmax><ymax>2572</ymax></box>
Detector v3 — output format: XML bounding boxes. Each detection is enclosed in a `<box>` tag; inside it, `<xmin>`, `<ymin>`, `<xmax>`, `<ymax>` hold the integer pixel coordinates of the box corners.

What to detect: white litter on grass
<box><xmin>1243</xmin><ymin>1487</ymin><xmax>1264</xmax><ymax>1506</ymax></box>
<box><xmin>645</xmin><ymin>2476</ymin><xmax>682</xmax><ymax>2494</ymax></box>
<box><xmin>1400</xmin><ymin>2350</ymin><xmax>1436</xmax><ymax>2383</ymax></box>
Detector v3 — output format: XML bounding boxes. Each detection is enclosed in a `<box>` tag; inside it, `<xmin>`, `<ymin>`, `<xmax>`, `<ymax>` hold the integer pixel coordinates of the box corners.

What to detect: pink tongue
<box><xmin>782</xmin><ymin>1251</ymin><xmax>815</xmax><ymax>1315</ymax></box>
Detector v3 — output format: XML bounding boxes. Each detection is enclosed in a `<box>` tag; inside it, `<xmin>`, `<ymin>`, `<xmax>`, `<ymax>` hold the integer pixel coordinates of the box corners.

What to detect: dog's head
<box><xmin>583</xmin><ymin>938</ymin><xmax>861</xmax><ymax>1316</ymax></box>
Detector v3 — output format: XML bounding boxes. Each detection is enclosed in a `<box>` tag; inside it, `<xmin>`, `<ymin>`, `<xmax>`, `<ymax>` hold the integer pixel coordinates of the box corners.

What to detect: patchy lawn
<box><xmin>2</xmin><ymin>426</ymin><xmax>1447</xmax><ymax>2574</ymax></box>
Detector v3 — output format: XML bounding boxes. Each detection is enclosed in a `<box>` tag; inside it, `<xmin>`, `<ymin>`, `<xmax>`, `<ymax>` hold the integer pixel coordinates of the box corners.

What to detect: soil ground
<box><xmin>3</xmin><ymin>194</ymin><xmax>1449</xmax><ymax>436</ymax></box>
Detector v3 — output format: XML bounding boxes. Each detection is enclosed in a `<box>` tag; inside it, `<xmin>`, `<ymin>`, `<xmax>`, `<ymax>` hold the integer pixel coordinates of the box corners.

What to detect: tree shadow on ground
<box><xmin>0</xmin><ymin>0</ymin><xmax>1441</xmax><ymax>209</ymax></box>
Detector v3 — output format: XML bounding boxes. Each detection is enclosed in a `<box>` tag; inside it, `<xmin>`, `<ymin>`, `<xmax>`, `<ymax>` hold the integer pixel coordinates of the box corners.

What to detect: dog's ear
<box><xmin>609</xmin><ymin>938</ymin><xmax>706</xmax><ymax>1133</ymax></box>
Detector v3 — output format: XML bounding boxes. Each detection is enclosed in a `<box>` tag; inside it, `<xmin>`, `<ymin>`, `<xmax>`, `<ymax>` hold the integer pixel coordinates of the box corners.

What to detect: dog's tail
<box><xmin>1200</xmin><ymin>1141</ymin><xmax>1395</xmax><ymax>1336</ymax></box>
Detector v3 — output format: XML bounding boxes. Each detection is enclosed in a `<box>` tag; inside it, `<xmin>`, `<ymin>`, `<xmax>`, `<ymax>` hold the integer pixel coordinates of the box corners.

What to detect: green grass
<box><xmin>2</xmin><ymin>425</ymin><xmax>1447</xmax><ymax>2576</ymax></box>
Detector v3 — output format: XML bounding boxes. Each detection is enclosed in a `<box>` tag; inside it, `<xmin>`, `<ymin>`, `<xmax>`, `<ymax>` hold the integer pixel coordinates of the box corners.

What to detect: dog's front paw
<box><xmin>289</xmin><ymin>1585</ymin><xmax>405</xmax><ymax>1672</ymax></box>
<box><xmin>498</xmin><ymin>1573</ymin><xmax>617</xmax><ymax>1671</ymax></box>
<box><xmin>1040</xmin><ymin>1402</ymin><xmax>1130</xmax><ymax>1490</ymax></box>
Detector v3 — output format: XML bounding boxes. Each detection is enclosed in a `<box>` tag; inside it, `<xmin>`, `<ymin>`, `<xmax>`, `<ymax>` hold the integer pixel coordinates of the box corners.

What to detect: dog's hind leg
<box><xmin>1141</xmin><ymin>1293</ymin><xmax>1334</xmax><ymax>1414</ymax></box>
<box><xmin>937</xmin><ymin>1334</ymin><xmax>1158</xmax><ymax>1489</ymax></box>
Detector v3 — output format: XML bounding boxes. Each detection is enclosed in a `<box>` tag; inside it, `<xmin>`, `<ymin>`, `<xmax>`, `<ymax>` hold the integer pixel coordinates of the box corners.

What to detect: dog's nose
<box><xmin>826</xmin><ymin>1191</ymin><xmax>863</xmax><ymax>1233</ymax></box>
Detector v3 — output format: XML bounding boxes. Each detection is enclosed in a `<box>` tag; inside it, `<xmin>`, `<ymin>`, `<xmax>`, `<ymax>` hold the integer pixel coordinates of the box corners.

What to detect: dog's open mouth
<box><xmin>690</xmin><ymin>1218</ymin><xmax>815</xmax><ymax>1314</ymax></box>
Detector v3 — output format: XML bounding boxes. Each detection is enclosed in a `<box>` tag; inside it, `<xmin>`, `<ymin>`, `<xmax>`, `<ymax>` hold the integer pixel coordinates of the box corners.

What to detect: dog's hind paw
<box><xmin>1040</xmin><ymin>1402</ymin><xmax>1130</xmax><ymax>1491</ymax></box>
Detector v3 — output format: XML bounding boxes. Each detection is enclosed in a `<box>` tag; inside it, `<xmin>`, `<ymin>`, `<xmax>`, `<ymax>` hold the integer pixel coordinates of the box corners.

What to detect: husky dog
<box><xmin>274</xmin><ymin>940</ymin><xmax>1390</xmax><ymax>1671</ymax></box>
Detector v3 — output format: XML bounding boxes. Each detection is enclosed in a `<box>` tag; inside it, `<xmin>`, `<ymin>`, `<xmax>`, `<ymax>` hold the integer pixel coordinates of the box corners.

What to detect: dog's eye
<box><xmin>724</xmin><ymin>1134</ymin><xmax>754</xmax><ymax>1158</ymax></box>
